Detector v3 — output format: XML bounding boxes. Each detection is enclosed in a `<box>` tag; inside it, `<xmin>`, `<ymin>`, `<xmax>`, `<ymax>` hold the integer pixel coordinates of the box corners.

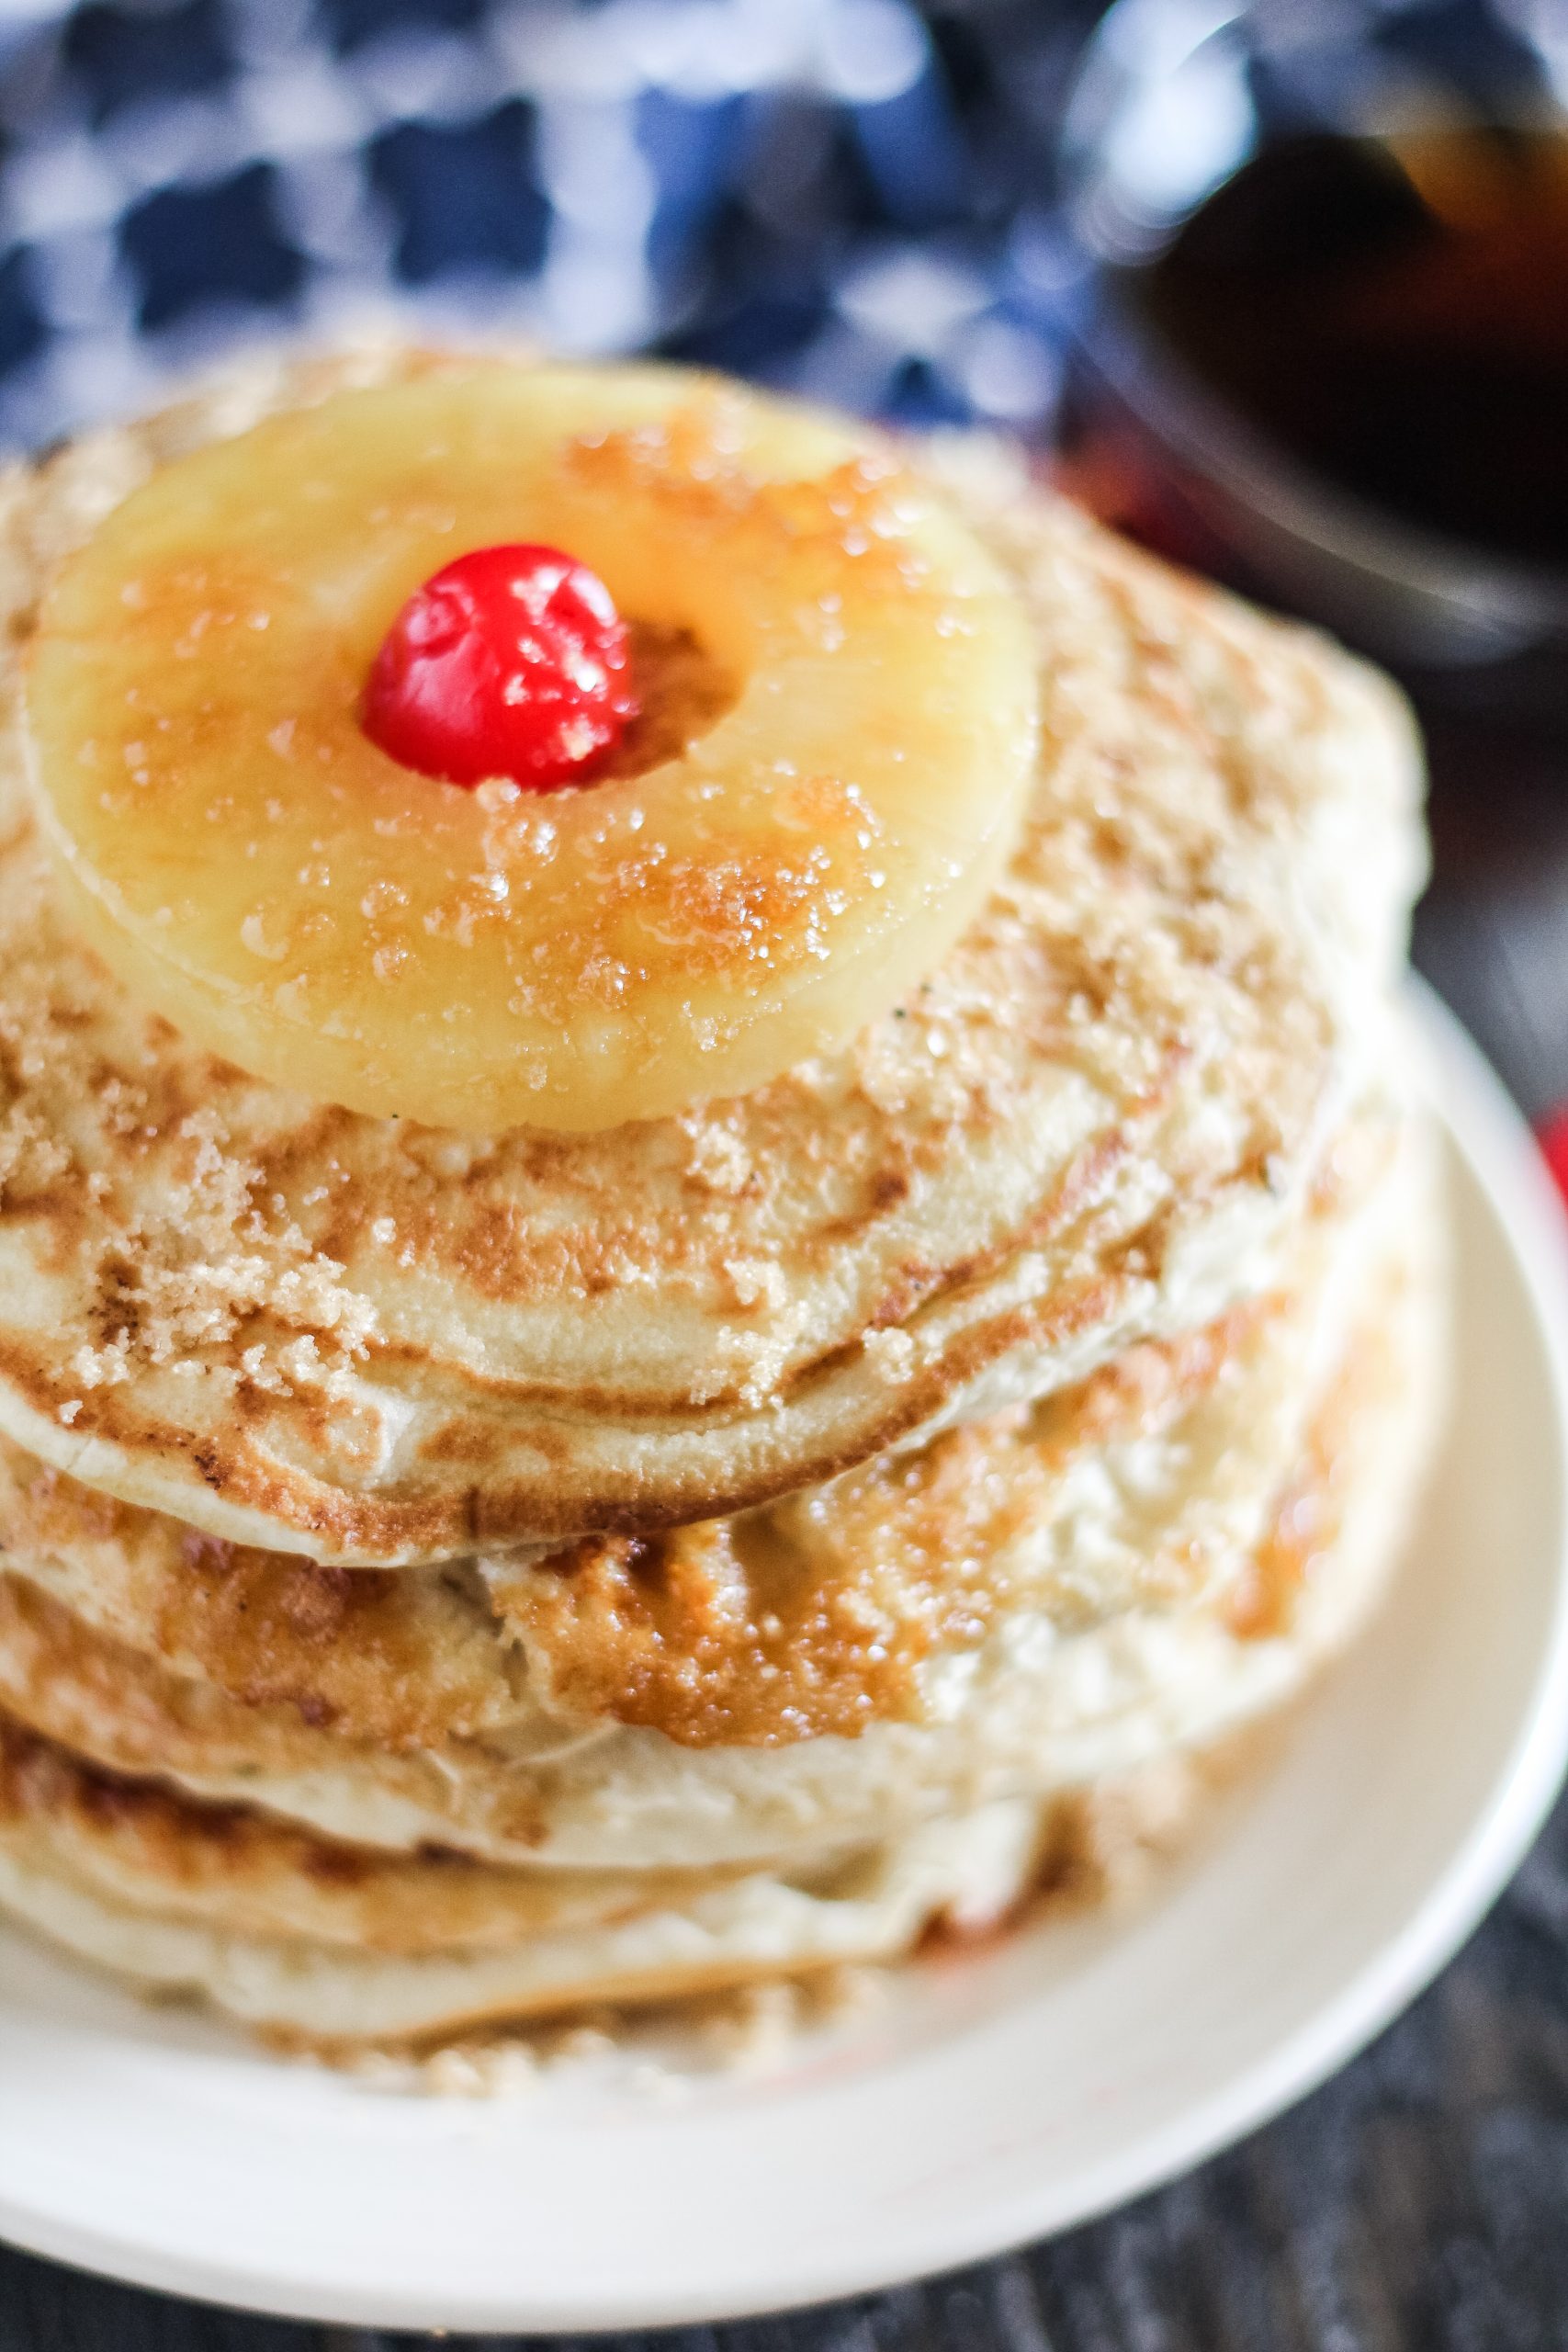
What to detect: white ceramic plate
<box><xmin>2</xmin><ymin>993</ymin><xmax>1567</xmax><ymax>2334</ymax></box>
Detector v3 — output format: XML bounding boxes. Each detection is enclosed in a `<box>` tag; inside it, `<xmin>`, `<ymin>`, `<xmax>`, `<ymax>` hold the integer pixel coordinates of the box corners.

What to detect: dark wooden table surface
<box><xmin>6</xmin><ymin>709</ymin><xmax>1568</xmax><ymax>2352</ymax></box>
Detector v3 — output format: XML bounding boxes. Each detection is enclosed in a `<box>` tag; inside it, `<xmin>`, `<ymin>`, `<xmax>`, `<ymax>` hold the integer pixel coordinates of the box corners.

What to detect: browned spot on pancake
<box><xmin>0</xmin><ymin>1439</ymin><xmax>516</xmax><ymax>1746</ymax></box>
<box><xmin>489</xmin><ymin>1306</ymin><xmax>1265</xmax><ymax>1747</ymax></box>
<box><xmin>0</xmin><ymin>1713</ymin><xmax>258</xmax><ymax>1852</ymax></box>
<box><xmin>867</xmin><ymin>1169</ymin><xmax>910</xmax><ymax>1213</ymax></box>
<box><xmin>300</xmin><ymin>1838</ymin><xmax>377</xmax><ymax>1888</ymax></box>
<box><xmin>278</xmin><ymin>1563</ymin><xmax>355</xmax><ymax>1640</ymax></box>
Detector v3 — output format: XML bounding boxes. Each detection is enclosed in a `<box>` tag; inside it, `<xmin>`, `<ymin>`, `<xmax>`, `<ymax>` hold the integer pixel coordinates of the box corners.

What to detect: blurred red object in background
<box><xmin>1537</xmin><ymin>1107</ymin><xmax>1568</xmax><ymax>1206</ymax></box>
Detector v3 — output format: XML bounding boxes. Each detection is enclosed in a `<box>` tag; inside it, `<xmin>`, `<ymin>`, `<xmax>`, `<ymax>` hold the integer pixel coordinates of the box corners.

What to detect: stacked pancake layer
<box><xmin>0</xmin><ymin>352</ymin><xmax>1442</xmax><ymax>2045</ymax></box>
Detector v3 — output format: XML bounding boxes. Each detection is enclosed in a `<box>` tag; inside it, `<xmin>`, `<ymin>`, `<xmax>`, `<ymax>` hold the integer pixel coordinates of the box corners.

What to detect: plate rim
<box><xmin>4</xmin><ymin>985</ymin><xmax>1568</xmax><ymax>2334</ymax></box>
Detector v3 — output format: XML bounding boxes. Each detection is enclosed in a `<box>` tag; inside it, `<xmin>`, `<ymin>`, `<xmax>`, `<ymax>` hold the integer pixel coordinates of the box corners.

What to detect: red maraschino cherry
<box><xmin>362</xmin><ymin>543</ymin><xmax>638</xmax><ymax>790</ymax></box>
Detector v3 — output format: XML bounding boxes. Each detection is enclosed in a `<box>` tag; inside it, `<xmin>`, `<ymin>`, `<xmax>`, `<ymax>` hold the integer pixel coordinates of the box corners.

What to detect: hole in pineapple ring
<box><xmin>597</xmin><ymin>623</ymin><xmax>739</xmax><ymax>785</ymax></box>
<box><xmin>25</xmin><ymin>364</ymin><xmax>1040</xmax><ymax>1134</ymax></box>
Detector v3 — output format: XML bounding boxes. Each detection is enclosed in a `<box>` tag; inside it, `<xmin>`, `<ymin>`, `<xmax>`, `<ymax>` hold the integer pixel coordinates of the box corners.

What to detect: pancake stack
<box><xmin>0</xmin><ymin>350</ymin><xmax>1441</xmax><ymax>2049</ymax></box>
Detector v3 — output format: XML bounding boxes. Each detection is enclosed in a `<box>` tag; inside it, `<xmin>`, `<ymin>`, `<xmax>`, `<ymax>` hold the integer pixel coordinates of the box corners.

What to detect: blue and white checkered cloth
<box><xmin>0</xmin><ymin>0</ymin><xmax>1100</xmax><ymax>452</ymax></box>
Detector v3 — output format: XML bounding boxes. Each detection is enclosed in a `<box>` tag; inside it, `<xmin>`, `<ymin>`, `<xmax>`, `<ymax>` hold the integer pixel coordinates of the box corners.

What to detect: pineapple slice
<box><xmin>24</xmin><ymin>363</ymin><xmax>1040</xmax><ymax>1133</ymax></box>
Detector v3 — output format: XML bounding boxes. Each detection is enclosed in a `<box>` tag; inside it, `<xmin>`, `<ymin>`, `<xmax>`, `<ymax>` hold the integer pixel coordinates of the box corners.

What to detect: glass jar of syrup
<box><xmin>1058</xmin><ymin>0</ymin><xmax>1568</xmax><ymax>714</ymax></box>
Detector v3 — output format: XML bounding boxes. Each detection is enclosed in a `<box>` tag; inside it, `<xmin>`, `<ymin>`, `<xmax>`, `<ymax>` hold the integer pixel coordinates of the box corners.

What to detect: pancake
<box><xmin>0</xmin><ymin>1211</ymin><xmax>1439</xmax><ymax>2040</ymax></box>
<box><xmin>0</xmin><ymin>1121</ymin><xmax>1442</xmax><ymax>1871</ymax></box>
<box><xmin>0</xmin><ymin>1778</ymin><xmax>1067</xmax><ymax>2042</ymax></box>
<box><xmin>0</xmin><ymin>1714</ymin><xmax>720</xmax><ymax>1953</ymax></box>
<box><xmin>0</xmin><ymin>1450</ymin><xmax>525</xmax><ymax>1749</ymax></box>
<box><xmin>0</xmin><ymin>1084</ymin><xmax>1415</xmax><ymax>1769</ymax></box>
<box><xmin>0</xmin><ymin>345</ymin><xmax>1425</xmax><ymax>1565</ymax></box>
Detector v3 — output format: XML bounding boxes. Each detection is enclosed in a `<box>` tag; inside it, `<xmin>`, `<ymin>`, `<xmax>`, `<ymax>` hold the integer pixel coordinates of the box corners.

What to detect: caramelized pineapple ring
<box><xmin>25</xmin><ymin>365</ymin><xmax>1040</xmax><ymax>1132</ymax></box>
